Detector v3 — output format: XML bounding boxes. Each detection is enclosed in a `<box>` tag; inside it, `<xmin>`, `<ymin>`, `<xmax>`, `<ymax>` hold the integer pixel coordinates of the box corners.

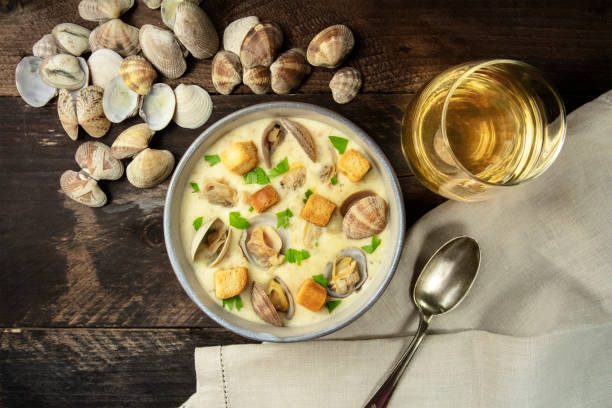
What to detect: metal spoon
<box><xmin>362</xmin><ymin>236</ymin><xmax>481</xmax><ymax>408</ymax></box>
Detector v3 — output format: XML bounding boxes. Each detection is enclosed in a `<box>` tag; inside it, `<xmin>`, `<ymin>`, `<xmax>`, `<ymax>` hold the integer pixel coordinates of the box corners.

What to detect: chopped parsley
<box><xmin>276</xmin><ymin>208</ymin><xmax>293</xmax><ymax>229</ymax></box>
<box><xmin>243</xmin><ymin>167</ymin><xmax>270</xmax><ymax>185</ymax></box>
<box><xmin>268</xmin><ymin>158</ymin><xmax>289</xmax><ymax>178</ymax></box>
<box><xmin>329</xmin><ymin>136</ymin><xmax>348</xmax><ymax>154</ymax></box>
<box><xmin>325</xmin><ymin>300</ymin><xmax>342</xmax><ymax>313</ymax></box>
<box><xmin>222</xmin><ymin>295</ymin><xmax>243</xmax><ymax>311</ymax></box>
<box><xmin>330</xmin><ymin>174</ymin><xmax>338</xmax><ymax>185</ymax></box>
<box><xmin>312</xmin><ymin>274</ymin><xmax>328</xmax><ymax>287</ymax></box>
<box><xmin>192</xmin><ymin>216</ymin><xmax>203</xmax><ymax>231</ymax></box>
<box><xmin>248</xmin><ymin>206</ymin><xmax>254</xmax><ymax>212</ymax></box>
<box><xmin>229</xmin><ymin>212</ymin><xmax>250</xmax><ymax>229</ymax></box>
<box><xmin>204</xmin><ymin>155</ymin><xmax>221</xmax><ymax>166</ymax></box>
<box><xmin>302</xmin><ymin>189</ymin><xmax>313</xmax><ymax>204</ymax></box>
<box><xmin>361</xmin><ymin>235</ymin><xmax>382</xmax><ymax>254</ymax></box>
<box><xmin>189</xmin><ymin>182</ymin><xmax>200</xmax><ymax>193</ymax></box>
<box><xmin>284</xmin><ymin>248</ymin><xmax>310</xmax><ymax>265</ymax></box>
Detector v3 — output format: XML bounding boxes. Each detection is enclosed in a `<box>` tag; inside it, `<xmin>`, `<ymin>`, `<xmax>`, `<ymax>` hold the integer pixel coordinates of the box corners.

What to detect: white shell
<box><xmin>172</xmin><ymin>84</ymin><xmax>212</xmax><ymax>129</ymax></box>
<box><xmin>103</xmin><ymin>75</ymin><xmax>140</xmax><ymax>123</ymax></box>
<box><xmin>52</xmin><ymin>23</ymin><xmax>91</xmax><ymax>56</ymax></box>
<box><xmin>39</xmin><ymin>54</ymin><xmax>86</xmax><ymax>90</ymax></box>
<box><xmin>160</xmin><ymin>0</ymin><xmax>202</xmax><ymax>29</ymax></box>
<box><xmin>15</xmin><ymin>56</ymin><xmax>57</xmax><ymax>108</ymax></box>
<box><xmin>139</xmin><ymin>24</ymin><xmax>186</xmax><ymax>79</ymax></box>
<box><xmin>70</xmin><ymin>57</ymin><xmax>90</xmax><ymax>100</ymax></box>
<box><xmin>143</xmin><ymin>0</ymin><xmax>162</xmax><ymax>8</ymax></box>
<box><xmin>88</xmin><ymin>49</ymin><xmax>123</xmax><ymax>90</ymax></box>
<box><xmin>190</xmin><ymin>217</ymin><xmax>232</xmax><ymax>266</ymax></box>
<box><xmin>222</xmin><ymin>16</ymin><xmax>259</xmax><ymax>56</ymax></box>
<box><xmin>139</xmin><ymin>83</ymin><xmax>176</xmax><ymax>131</ymax></box>
<box><xmin>127</xmin><ymin>148</ymin><xmax>175</xmax><ymax>188</ymax></box>
<box><xmin>33</xmin><ymin>34</ymin><xmax>60</xmax><ymax>59</ymax></box>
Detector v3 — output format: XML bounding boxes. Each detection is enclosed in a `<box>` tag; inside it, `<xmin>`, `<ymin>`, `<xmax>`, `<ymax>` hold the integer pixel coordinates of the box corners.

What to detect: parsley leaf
<box><xmin>190</xmin><ymin>182</ymin><xmax>200</xmax><ymax>193</ymax></box>
<box><xmin>222</xmin><ymin>295</ymin><xmax>243</xmax><ymax>311</ymax></box>
<box><xmin>361</xmin><ymin>234</ymin><xmax>382</xmax><ymax>254</ymax></box>
<box><xmin>204</xmin><ymin>155</ymin><xmax>221</xmax><ymax>166</ymax></box>
<box><xmin>325</xmin><ymin>300</ymin><xmax>342</xmax><ymax>313</ymax></box>
<box><xmin>312</xmin><ymin>274</ymin><xmax>328</xmax><ymax>287</ymax></box>
<box><xmin>284</xmin><ymin>248</ymin><xmax>311</xmax><ymax>266</ymax></box>
<box><xmin>276</xmin><ymin>208</ymin><xmax>293</xmax><ymax>229</ymax></box>
<box><xmin>330</xmin><ymin>174</ymin><xmax>338</xmax><ymax>185</ymax></box>
<box><xmin>229</xmin><ymin>212</ymin><xmax>250</xmax><ymax>229</ymax></box>
<box><xmin>268</xmin><ymin>158</ymin><xmax>289</xmax><ymax>178</ymax></box>
<box><xmin>243</xmin><ymin>167</ymin><xmax>270</xmax><ymax>185</ymax></box>
<box><xmin>303</xmin><ymin>188</ymin><xmax>313</xmax><ymax>204</ymax></box>
<box><xmin>192</xmin><ymin>216</ymin><xmax>203</xmax><ymax>231</ymax></box>
<box><xmin>248</xmin><ymin>206</ymin><xmax>254</xmax><ymax>212</ymax></box>
<box><xmin>329</xmin><ymin>136</ymin><xmax>348</xmax><ymax>154</ymax></box>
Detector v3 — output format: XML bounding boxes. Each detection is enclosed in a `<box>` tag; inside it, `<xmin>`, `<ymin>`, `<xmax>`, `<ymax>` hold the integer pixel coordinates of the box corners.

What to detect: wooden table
<box><xmin>0</xmin><ymin>1</ymin><xmax>610</xmax><ymax>406</ymax></box>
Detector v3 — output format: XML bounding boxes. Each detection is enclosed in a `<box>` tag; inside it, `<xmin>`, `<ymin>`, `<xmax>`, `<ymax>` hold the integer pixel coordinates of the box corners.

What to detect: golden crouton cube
<box><xmin>296</xmin><ymin>278</ymin><xmax>327</xmax><ymax>312</ymax></box>
<box><xmin>248</xmin><ymin>185</ymin><xmax>280</xmax><ymax>213</ymax></box>
<box><xmin>214</xmin><ymin>267</ymin><xmax>248</xmax><ymax>299</ymax></box>
<box><xmin>300</xmin><ymin>193</ymin><xmax>336</xmax><ymax>227</ymax></box>
<box><xmin>337</xmin><ymin>149</ymin><xmax>371</xmax><ymax>182</ymax></box>
<box><xmin>221</xmin><ymin>141</ymin><xmax>258</xmax><ymax>175</ymax></box>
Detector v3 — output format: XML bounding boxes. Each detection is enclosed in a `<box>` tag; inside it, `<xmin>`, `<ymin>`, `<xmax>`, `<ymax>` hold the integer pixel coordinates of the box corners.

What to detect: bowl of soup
<box><xmin>164</xmin><ymin>102</ymin><xmax>405</xmax><ymax>342</ymax></box>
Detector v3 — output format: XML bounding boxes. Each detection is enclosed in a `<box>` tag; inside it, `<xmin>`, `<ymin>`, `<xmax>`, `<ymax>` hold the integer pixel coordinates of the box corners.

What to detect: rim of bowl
<box><xmin>164</xmin><ymin>101</ymin><xmax>406</xmax><ymax>342</ymax></box>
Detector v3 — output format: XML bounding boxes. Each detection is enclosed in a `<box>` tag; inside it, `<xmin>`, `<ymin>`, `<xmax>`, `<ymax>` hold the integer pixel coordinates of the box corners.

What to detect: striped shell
<box><xmin>160</xmin><ymin>0</ymin><xmax>202</xmax><ymax>29</ymax></box>
<box><xmin>243</xmin><ymin>66</ymin><xmax>270</xmax><ymax>95</ymax></box>
<box><xmin>173</xmin><ymin>1</ymin><xmax>218</xmax><ymax>59</ymax></box>
<box><xmin>173</xmin><ymin>84</ymin><xmax>212</xmax><ymax>129</ymax></box>
<box><xmin>75</xmin><ymin>141</ymin><xmax>124</xmax><ymax>181</ymax></box>
<box><xmin>120</xmin><ymin>55</ymin><xmax>157</xmax><ymax>95</ymax></box>
<box><xmin>223</xmin><ymin>16</ymin><xmax>259</xmax><ymax>56</ymax></box>
<box><xmin>76</xmin><ymin>85</ymin><xmax>111</xmax><ymax>138</ymax></box>
<box><xmin>270</xmin><ymin>48</ymin><xmax>311</xmax><ymax>95</ymax></box>
<box><xmin>127</xmin><ymin>148</ymin><xmax>175</xmax><ymax>188</ymax></box>
<box><xmin>211</xmin><ymin>50</ymin><xmax>242</xmax><ymax>95</ymax></box>
<box><xmin>58</xmin><ymin>89</ymin><xmax>78</xmax><ymax>141</ymax></box>
<box><xmin>33</xmin><ymin>34</ymin><xmax>60</xmax><ymax>59</ymax></box>
<box><xmin>89</xmin><ymin>19</ymin><xmax>140</xmax><ymax>57</ymax></box>
<box><xmin>111</xmin><ymin>123</ymin><xmax>155</xmax><ymax>159</ymax></box>
<box><xmin>306</xmin><ymin>24</ymin><xmax>354</xmax><ymax>68</ymax></box>
<box><xmin>240</xmin><ymin>22</ymin><xmax>283</xmax><ymax>68</ymax></box>
<box><xmin>60</xmin><ymin>170</ymin><xmax>107</xmax><ymax>207</ymax></box>
<box><xmin>329</xmin><ymin>67</ymin><xmax>362</xmax><ymax>104</ymax></box>
<box><xmin>342</xmin><ymin>193</ymin><xmax>388</xmax><ymax>239</ymax></box>
<box><xmin>78</xmin><ymin>0</ymin><xmax>134</xmax><ymax>22</ymax></box>
<box><xmin>139</xmin><ymin>24</ymin><xmax>186</xmax><ymax>79</ymax></box>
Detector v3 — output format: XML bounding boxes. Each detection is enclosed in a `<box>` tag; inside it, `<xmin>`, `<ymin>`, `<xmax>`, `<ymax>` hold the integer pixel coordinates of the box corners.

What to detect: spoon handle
<box><xmin>361</xmin><ymin>314</ymin><xmax>431</xmax><ymax>408</ymax></box>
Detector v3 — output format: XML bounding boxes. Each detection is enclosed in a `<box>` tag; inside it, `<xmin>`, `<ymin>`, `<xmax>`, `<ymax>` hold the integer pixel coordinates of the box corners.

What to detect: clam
<box><xmin>173</xmin><ymin>84</ymin><xmax>212</xmax><ymax>129</ymax></box>
<box><xmin>261</xmin><ymin>121</ymin><xmax>285</xmax><ymax>168</ymax></box>
<box><xmin>52</xmin><ymin>23</ymin><xmax>91</xmax><ymax>56</ymax></box>
<box><xmin>323</xmin><ymin>248</ymin><xmax>368</xmax><ymax>298</ymax></box>
<box><xmin>306</xmin><ymin>24</ymin><xmax>354</xmax><ymax>69</ymax></box>
<box><xmin>251</xmin><ymin>277</ymin><xmax>295</xmax><ymax>326</ymax></box>
<box><xmin>201</xmin><ymin>179</ymin><xmax>237</xmax><ymax>207</ymax></box>
<box><xmin>75</xmin><ymin>141</ymin><xmax>124</xmax><ymax>181</ymax></box>
<box><xmin>103</xmin><ymin>75</ymin><xmax>140</xmax><ymax>123</ymax></box>
<box><xmin>223</xmin><ymin>16</ymin><xmax>259</xmax><ymax>56</ymax></box>
<box><xmin>58</xmin><ymin>89</ymin><xmax>78</xmax><ymax>141</ymax></box>
<box><xmin>270</xmin><ymin>48</ymin><xmax>311</xmax><ymax>95</ymax></box>
<box><xmin>341</xmin><ymin>191</ymin><xmax>388</xmax><ymax>239</ymax></box>
<box><xmin>174</xmin><ymin>1</ymin><xmax>218</xmax><ymax>59</ymax></box>
<box><xmin>239</xmin><ymin>214</ymin><xmax>289</xmax><ymax>269</ymax></box>
<box><xmin>240</xmin><ymin>22</ymin><xmax>283</xmax><ymax>69</ymax></box>
<box><xmin>70</xmin><ymin>57</ymin><xmax>90</xmax><ymax>100</ymax></box>
<box><xmin>190</xmin><ymin>217</ymin><xmax>232</xmax><ymax>266</ymax></box>
<box><xmin>330</xmin><ymin>67</ymin><xmax>361</xmax><ymax>104</ymax></box>
<box><xmin>160</xmin><ymin>0</ymin><xmax>202</xmax><ymax>29</ymax></box>
<box><xmin>78</xmin><ymin>0</ymin><xmax>134</xmax><ymax>22</ymax></box>
<box><xmin>211</xmin><ymin>51</ymin><xmax>242</xmax><ymax>95</ymax></box>
<box><xmin>139</xmin><ymin>83</ymin><xmax>175</xmax><ymax>131</ymax></box>
<box><xmin>120</xmin><ymin>55</ymin><xmax>157</xmax><ymax>95</ymax></box>
<box><xmin>278</xmin><ymin>118</ymin><xmax>316</xmax><ymax>162</ymax></box>
<box><xmin>280</xmin><ymin>165</ymin><xmax>306</xmax><ymax>191</ymax></box>
<box><xmin>242</xmin><ymin>66</ymin><xmax>270</xmax><ymax>95</ymax></box>
<box><xmin>143</xmin><ymin>0</ymin><xmax>162</xmax><ymax>8</ymax></box>
<box><xmin>111</xmin><ymin>123</ymin><xmax>155</xmax><ymax>159</ymax></box>
<box><xmin>33</xmin><ymin>34</ymin><xmax>60</xmax><ymax>59</ymax></box>
<box><xmin>127</xmin><ymin>148</ymin><xmax>175</xmax><ymax>188</ymax></box>
<box><xmin>76</xmin><ymin>85</ymin><xmax>111</xmax><ymax>138</ymax></box>
<box><xmin>88</xmin><ymin>49</ymin><xmax>123</xmax><ymax>90</ymax></box>
<box><xmin>60</xmin><ymin>170</ymin><xmax>107</xmax><ymax>207</ymax></box>
<box><xmin>39</xmin><ymin>54</ymin><xmax>86</xmax><ymax>90</ymax></box>
<box><xmin>15</xmin><ymin>56</ymin><xmax>57</xmax><ymax>108</ymax></box>
<box><xmin>139</xmin><ymin>24</ymin><xmax>186</xmax><ymax>79</ymax></box>
<box><xmin>89</xmin><ymin>19</ymin><xmax>140</xmax><ymax>57</ymax></box>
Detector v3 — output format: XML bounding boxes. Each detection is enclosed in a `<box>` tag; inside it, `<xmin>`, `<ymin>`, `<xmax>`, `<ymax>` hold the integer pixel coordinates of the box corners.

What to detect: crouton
<box><xmin>296</xmin><ymin>278</ymin><xmax>327</xmax><ymax>312</ymax></box>
<box><xmin>337</xmin><ymin>149</ymin><xmax>371</xmax><ymax>182</ymax></box>
<box><xmin>214</xmin><ymin>267</ymin><xmax>248</xmax><ymax>299</ymax></box>
<box><xmin>248</xmin><ymin>185</ymin><xmax>280</xmax><ymax>213</ymax></box>
<box><xmin>221</xmin><ymin>141</ymin><xmax>258</xmax><ymax>174</ymax></box>
<box><xmin>300</xmin><ymin>193</ymin><xmax>336</xmax><ymax>227</ymax></box>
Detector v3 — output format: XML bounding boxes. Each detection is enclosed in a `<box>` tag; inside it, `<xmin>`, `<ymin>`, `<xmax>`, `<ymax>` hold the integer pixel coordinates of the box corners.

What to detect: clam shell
<box><xmin>60</xmin><ymin>170</ymin><xmax>107</xmax><ymax>207</ymax></box>
<box><xmin>329</xmin><ymin>67</ymin><xmax>361</xmax><ymax>104</ymax></box>
<box><xmin>324</xmin><ymin>247</ymin><xmax>368</xmax><ymax>298</ymax></box>
<box><xmin>239</xmin><ymin>214</ymin><xmax>290</xmax><ymax>269</ymax></box>
<box><xmin>273</xmin><ymin>277</ymin><xmax>295</xmax><ymax>320</ymax></box>
<box><xmin>70</xmin><ymin>57</ymin><xmax>90</xmax><ymax>100</ymax></box>
<box><xmin>143</xmin><ymin>0</ymin><xmax>162</xmax><ymax>8</ymax></box>
<box><xmin>278</xmin><ymin>118</ymin><xmax>316</xmax><ymax>162</ymax></box>
<box><xmin>173</xmin><ymin>84</ymin><xmax>212</xmax><ymax>129</ymax></box>
<box><xmin>306</xmin><ymin>24</ymin><xmax>354</xmax><ymax>69</ymax></box>
<box><xmin>111</xmin><ymin>123</ymin><xmax>155</xmax><ymax>159</ymax></box>
<box><xmin>33</xmin><ymin>34</ymin><xmax>60</xmax><ymax>59</ymax></box>
<box><xmin>251</xmin><ymin>282</ymin><xmax>282</xmax><ymax>327</ymax></box>
<box><xmin>76</xmin><ymin>85</ymin><xmax>111</xmax><ymax>138</ymax></box>
<box><xmin>211</xmin><ymin>50</ymin><xmax>242</xmax><ymax>95</ymax></box>
<box><xmin>127</xmin><ymin>148</ymin><xmax>175</xmax><ymax>188</ymax></box>
<box><xmin>223</xmin><ymin>16</ymin><xmax>259</xmax><ymax>56</ymax></box>
<box><xmin>87</xmin><ymin>48</ymin><xmax>123</xmax><ymax>90</ymax></box>
<box><xmin>139</xmin><ymin>24</ymin><xmax>186</xmax><ymax>79</ymax></box>
<box><xmin>340</xmin><ymin>190</ymin><xmax>376</xmax><ymax>216</ymax></box>
<box><xmin>190</xmin><ymin>217</ymin><xmax>232</xmax><ymax>266</ymax></box>
<box><xmin>139</xmin><ymin>83</ymin><xmax>175</xmax><ymax>131</ymax></box>
<box><xmin>103</xmin><ymin>75</ymin><xmax>140</xmax><ymax>123</ymax></box>
<box><xmin>39</xmin><ymin>54</ymin><xmax>86</xmax><ymax>90</ymax></box>
<box><xmin>58</xmin><ymin>89</ymin><xmax>78</xmax><ymax>141</ymax></box>
<box><xmin>240</xmin><ymin>22</ymin><xmax>283</xmax><ymax>69</ymax></box>
<box><xmin>15</xmin><ymin>56</ymin><xmax>57</xmax><ymax>108</ymax></box>
<box><xmin>174</xmin><ymin>1</ymin><xmax>218</xmax><ymax>59</ymax></box>
<box><xmin>242</xmin><ymin>66</ymin><xmax>270</xmax><ymax>95</ymax></box>
<box><xmin>75</xmin><ymin>141</ymin><xmax>124</xmax><ymax>181</ymax></box>
<box><xmin>89</xmin><ymin>19</ymin><xmax>140</xmax><ymax>57</ymax></box>
<box><xmin>342</xmin><ymin>193</ymin><xmax>388</xmax><ymax>239</ymax></box>
<box><xmin>270</xmin><ymin>48</ymin><xmax>311</xmax><ymax>95</ymax></box>
<box><xmin>160</xmin><ymin>0</ymin><xmax>201</xmax><ymax>29</ymax></box>
<box><xmin>52</xmin><ymin>23</ymin><xmax>91</xmax><ymax>56</ymax></box>
<box><xmin>78</xmin><ymin>0</ymin><xmax>134</xmax><ymax>22</ymax></box>
<box><xmin>120</xmin><ymin>55</ymin><xmax>157</xmax><ymax>95</ymax></box>
<box><xmin>261</xmin><ymin>120</ymin><xmax>285</xmax><ymax>168</ymax></box>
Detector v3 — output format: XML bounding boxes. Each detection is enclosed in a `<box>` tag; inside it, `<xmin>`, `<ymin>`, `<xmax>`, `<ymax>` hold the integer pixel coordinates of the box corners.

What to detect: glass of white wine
<box><xmin>402</xmin><ymin>59</ymin><xmax>566</xmax><ymax>201</ymax></box>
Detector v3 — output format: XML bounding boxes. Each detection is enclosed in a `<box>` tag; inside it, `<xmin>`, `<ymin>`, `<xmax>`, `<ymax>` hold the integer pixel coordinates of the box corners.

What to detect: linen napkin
<box><xmin>182</xmin><ymin>90</ymin><xmax>612</xmax><ymax>408</ymax></box>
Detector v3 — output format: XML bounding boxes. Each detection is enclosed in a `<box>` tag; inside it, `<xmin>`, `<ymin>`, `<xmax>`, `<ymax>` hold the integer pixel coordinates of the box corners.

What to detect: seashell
<box><xmin>89</xmin><ymin>19</ymin><xmax>140</xmax><ymax>57</ymax></box>
<box><xmin>15</xmin><ymin>56</ymin><xmax>57</xmax><ymax>108</ymax></box>
<box><xmin>223</xmin><ymin>16</ymin><xmax>259</xmax><ymax>56</ymax></box>
<box><xmin>339</xmin><ymin>190</ymin><xmax>375</xmax><ymax>216</ymax></box>
<box><xmin>278</xmin><ymin>118</ymin><xmax>316</xmax><ymax>162</ymax></box>
<box><xmin>306</xmin><ymin>24</ymin><xmax>354</xmax><ymax>69</ymax></box>
<box><xmin>60</xmin><ymin>170</ymin><xmax>107</xmax><ymax>207</ymax></box>
<box><xmin>190</xmin><ymin>217</ymin><xmax>232</xmax><ymax>266</ymax></box>
<box><xmin>78</xmin><ymin>0</ymin><xmax>134</xmax><ymax>22</ymax></box>
<box><xmin>111</xmin><ymin>123</ymin><xmax>155</xmax><ymax>159</ymax></box>
<box><xmin>211</xmin><ymin>51</ymin><xmax>242</xmax><ymax>95</ymax></box>
<box><xmin>69</xmin><ymin>57</ymin><xmax>90</xmax><ymax>101</ymax></box>
<box><xmin>139</xmin><ymin>83</ymin><xmax>175</xmax><ymax>131</ymax></box>
<box><xmin>240</xmin><ymin>22</ymin><xmax>283</xmax><ymax>69</ymax></box>
<box><xmin>103</xmin><ymin>75</ymin><xmax>140</xmax><ymax>123</ymax></box>
<box><xmin>127</xmin><ymin>148</ymin><xmax>175</xmax><ymax>188</ymax></box>
<box><xmin>270</xmin><ymin>48</ymin><xmax>311</xmax><ymax>95</ymax></box>
<box><xmin>139</xmin><ymin>24</ymin><xmax>186</xmax><ymax>79</ymax></box>
<box><xmin>242</xmin><ymin>66</ymin><xmax>270</xmax><ymax>94</ymax></box>
<box><xmin>251</xmin><ymin>276</ymin><xmax>294</xmax><ymax>326</ymax></box>
<box><xmin>342</xmin><ymin>192</ymin><xmax>388</xmax><ymax>239</ymax></box>
<box><xmin>239</xmin><ymin>214</ymin><xmax>290</xmax><ymax>269</ymax></box>
<box><xmin>76</xmin><ymin>85</ymin><xmax>111</xmax><ymax>138</ymax></box>
<box><xmin>201</xmin><ymin>179</ymin><xmax>237</xmax><ymax>207</ymax></box>
<box><xmin>120</xmin><ymin>55</ymin><xmax>157</xmax><ymax>95</ymax></box>
<box><xmin>33</xmin><ymin>34</ymin><xmax>60</xmax><ymax>59</ymax></box>
<box><xmin>173</xmin><ymin>84</ymin><xmax>212</xmax><ymax>129</ymax></box>
<box><xmin>324</xmin><ymin>248</ymin><xmax>368</xmax><ymax>298</ymax></box>
<box><xmin>52</xmin><ymin>23</ymin><xmax>91</xmax><ymax>56</ymax></box>
<box><xmin>143</xmin><ymin>0</ymin><xmax>162</xmax><ymax>8</ymax></box>
<box><xmin>174</xmin><ymin>1</ymin><xmax>218</xmax><ymax>59</ymax></box>
<box><xmin>261</xmin><ymin>120</ymin><xmax>285</xmax><ymax>168</ymax></box>
<box><xmin>39</xmin><ymin>54</ymin><xmax>86</xmax><ymax>90</ymax></box>
<box><xmin>58</xmin><ymin>89</ymin><xmax>78</xmax><ymax>141</ymax></box>
<box><xmin>87</xmin><ymin>49</ymin><xmax>123</xmax><ymax>90</ymax></box>
<box><xmin>269</xmin><ymin>277</ymin><xmax>294</xmax><ymax>320</ymax></box>
<box><xmin>251</xmin><ymin>282</ymin><xmax>282</xmax><ymax>327</ymax></box>
<box><xmin>160</xmin><ymin>0</ymin><xmax>201</xmax><ymax>29</ymax></box>
<box><xmin>75</xmin><ymin>141</ymin><xmax>124</xmax><ymax>181</ymax></box>
<box><xmin>329</xmin><ymin>67</ymin><xmax>361</xmax><ymax>104</ymax></box>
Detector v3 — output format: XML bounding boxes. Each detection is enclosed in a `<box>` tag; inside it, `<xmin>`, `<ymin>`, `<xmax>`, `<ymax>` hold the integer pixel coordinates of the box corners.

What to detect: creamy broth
<box><xmin>180</xmin><ymin>117</ymin><xmax>390</xmax><ymax>327</ymax></box>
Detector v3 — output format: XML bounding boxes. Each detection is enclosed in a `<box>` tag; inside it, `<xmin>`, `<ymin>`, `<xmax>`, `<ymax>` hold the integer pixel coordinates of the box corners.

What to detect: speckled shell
<box><xmin>212</xmin><ymin>50</ymin><xmax>242</xmax><ymax>95</ymax></box>
<box><xmin>75</xmin><ymin>141</ymin><xmax>124</xmax><ymax>181</ymax></box>
<box><xmin>58</xmin><ymin>89</ymin><xmax>78</xmax><ymax>141</ymax></box>
<box><xmin>60</xmin><ymin>170</ymin><xmax>107</xmax><ymax>207</ymax></box>
<box><xmin>78</xmin><ymin>0</ymin><xmax>134</xmax><ymax>22</ymax></box>
<box><xmin>127</xmin><ymin>148</ymin><xmax>175</xmax><ymax>188</ymax></box>
<box><xmin>76</xmin><ymin>85</ymin><xmax>111</xmax><ymax>138</ymax></box>
<box><xmin>173</xmin><ymin>1</ymin><xmax>218</xmax><ymax>59</ymax></box>
<box><xmin>240</xmin><ymin>22</ymin><xmax>283</xmax><ymax>69</ymax></box>
<box><xmin>143</xmin><ymin>0</ymin><xmax>162</xmax><ymax>8</ymax></box>
<box><xmin>270</xmin><ymin>48</ymin><xmax>311</xmax><ymax>95</ymax></box>
<box><xmin>306</xmin><ymin>24</ymin><xmax>354</xmax><ymax>68</ymax></box>
<box><xmin>173</xmin><ymin>84</ymin><xmax>212</xmax><ymax>129</ymax></box>
<box><xmin>120</xmin><ymin>55</ymin><xmax>157</xmax><ymax>95</ymax></box>
<box><xmin>52</xmin><ymin>23</ymin><xmax>91</xmax><ymax>56</ymax></box>
<box><xmin>33</xmin><ymin>34</ymin><xmax>60</xmax><ymax>59</ymax></box>
<box><xmin>89</xmin><ymin>19</ymin><xmax>140</xmax><ymax>57</ymax></box>
<box><xmin>139</xmin><ymin>24</ymin><xmax>186</xmax><ymax>79</ymax></box>
<box><xmin>243</xmin><ymin>66</ymin><xmax>270</xmax><ymax>95</ymax></box>
<box><xmin>111</xmin><ymin>123</ymin><xmax>155</xmax><ymax>159</ymax></box>
<box><xmin>342</xmin><ymin>193</ymin><xmax>388</xmax><ymax>239</ymax></box>
<box><xmin>15</xmin><ymin>56</ymin><xmax>57</xmax><ymax>108</ymax></box>
<box><xmin>329</xmin><ymin>67</ymin><xmax>361</xmax><ymax>104</ymax></box>
<box><xmin>223</xmin><ymin>16</ymin><xmax>259</xmax><ymax>56</ymax></box>
<box><xmin>39</xmin><ymin>54</ymin><xmax>86</xmax><ymax>90</ymax></box>
<box><xmin>87</xmin><ymin>48</ymin><xmax>123</xmax><ymax>90</ymax></box>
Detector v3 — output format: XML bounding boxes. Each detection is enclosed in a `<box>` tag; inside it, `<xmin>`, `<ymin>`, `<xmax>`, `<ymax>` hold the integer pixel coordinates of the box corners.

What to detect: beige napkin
<box><xmin>182</xmin><ymin>91</ymin><xmax>612</xmax><ymax>408</ymax></box>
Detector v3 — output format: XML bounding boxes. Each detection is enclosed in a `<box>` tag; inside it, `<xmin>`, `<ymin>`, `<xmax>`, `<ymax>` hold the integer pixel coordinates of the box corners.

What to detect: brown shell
<box><xmin>174</xmin><ymin>1</ymin><xmax>219</xmax><ymax>59</ymax></box>
<box><xmin>76</xmin><ymin>85</ymin><xmax>111</xmax><ymax>138</ymax></box>
<box><xmin>139</xmin><ymin>24</ymin><xmax>186</xmax><ymax>79</ymax></box>
<box><xmin>251</xmin><ymin>282</ymin><xmax>282</xmax><ymax>327</ymax></box>
<box><xmin>330</xmin><ymin>67</ymin><xmax>362</xmax><ymax>104</ymax></box>
<box><xmin>111</xmin><ymin>123</ymin><xmax>155</xmax><ymax>159</ymax></box>
<box><xmin>126</xmin><ymin>148</ymin><xmax>175</xmax><ymax>188</ymax></box>
<box><xmin>261</xmin><ymin>121</ymin><xmax>286</xmax><ymax>168</ymax></box>
<box><xmin>33</xmin><ymin>34</ymin><xmax>60</xmax><ymax>59</ymax></box>
<box><xmin>60</xmin><ymin>170</ymin><xmax>107</xmax><ymax>207</ymax></box>
<box><xmin>75</xmin><ymin>141</ymin><xmax>124</xmax><ymax>181</ymax></box>
<box><xmin>240</xmin><ymin>22</ymin><xmax>283</xmax><ymax>69</ymax></box>
<box><xmin>342</xmin><ymin>193</ymin><xmax>388</xmax><ymax>239</ymax></box>
<box><xmin>78</xmin><ymin>0</ymin><xmax>134</xmax><ymax>22</ymax></box>
<box><xmin>270</xmin><ymin>48</ymin><xmax>311</xmax><ymax>95</ymax></box>
<box><xmin>212</xmin><ymin>51</ymin><xmax>242</xmax><ymax>95</ymax></box>
<box><xmin>120</xmin><ymin>55</ymin><xmax>157</xmax><ymax>95</ymax></box>
<box><xmin>243</xmin><ymin>66</ymin><xmax>270</xmax><ymax>95</ymax></box>
<box><xmin>89</xmin><ymin>19</ymin><xmax>140</xmax><ymax>57</ymax></box>
<box><xmin>57</xmin><ymin>89</ymin><xmax>78</xmax><ymax>141</ymax></box>
<box><xmin>306</xmin><ymin>24</ymin><xmax>354</xmax><ymax>69</ymax></box>
<box><xmin>278</xmin><ymin>118</ymin><xmax>316</xmax><ymax>162</ymax></box>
